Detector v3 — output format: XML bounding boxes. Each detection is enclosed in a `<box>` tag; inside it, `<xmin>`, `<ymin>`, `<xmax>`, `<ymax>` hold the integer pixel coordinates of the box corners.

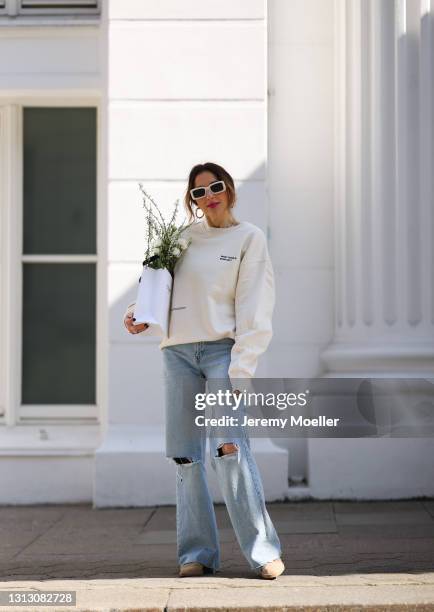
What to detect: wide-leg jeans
<box><xmin>162</xmin><ymin>338</ymin><xmax>282</xmax><ymax>574</ymax></box>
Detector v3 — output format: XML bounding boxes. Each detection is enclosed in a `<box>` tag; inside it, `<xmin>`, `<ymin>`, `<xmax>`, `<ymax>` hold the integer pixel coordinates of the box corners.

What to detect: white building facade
<box><xmin>0</xmin><ymin>0</ymin><xmax>433</xmax><ymax>505</ymax></box>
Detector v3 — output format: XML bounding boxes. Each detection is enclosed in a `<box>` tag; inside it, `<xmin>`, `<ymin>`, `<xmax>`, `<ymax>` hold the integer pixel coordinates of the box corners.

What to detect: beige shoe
<box><xmin>178</xmin><ymin>562</ymin><xmax>205</xmax><ymax>577</ymax></box>
<box><xmin>260</xmin><ymin>558</ymin><xmax>285</xmax><ymax>579</ymax></box>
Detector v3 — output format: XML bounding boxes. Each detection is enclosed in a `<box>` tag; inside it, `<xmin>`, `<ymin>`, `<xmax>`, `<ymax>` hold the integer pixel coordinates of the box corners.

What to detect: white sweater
<box><xmin>125</xmin><ymin>217</ymin><xmax>275</xmax><ymax>389</ymax></box>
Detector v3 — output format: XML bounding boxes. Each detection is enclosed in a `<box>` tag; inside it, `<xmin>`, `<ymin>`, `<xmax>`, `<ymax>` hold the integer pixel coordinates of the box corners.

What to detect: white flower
<box><xmin>172</xmin><ymin>247</ymin><xmax>181</xmax><ymax>257</ymax></box>
<box><xmin>178</xmin><ymin>238</ymin><xmax>188</xmax><ymax>250</ymax></box>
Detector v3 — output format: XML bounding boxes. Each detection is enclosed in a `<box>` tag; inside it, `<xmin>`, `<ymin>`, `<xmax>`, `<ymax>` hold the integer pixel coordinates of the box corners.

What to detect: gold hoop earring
<box><xmin>195</xmin><ymin>207</ymin><xmax>204</xmax><ymax>219</ymax></box>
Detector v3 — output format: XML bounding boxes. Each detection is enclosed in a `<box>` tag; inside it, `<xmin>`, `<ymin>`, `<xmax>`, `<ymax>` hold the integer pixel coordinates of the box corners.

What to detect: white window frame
<box><xmin>0</xmin><ymin>97</ymin><xmax>105</xmax><ymax>429</ymax></box>
<box><xmin>1</xmin><ymin>0</ymin><xmax>100</xmax><ymax>16</ymax></box>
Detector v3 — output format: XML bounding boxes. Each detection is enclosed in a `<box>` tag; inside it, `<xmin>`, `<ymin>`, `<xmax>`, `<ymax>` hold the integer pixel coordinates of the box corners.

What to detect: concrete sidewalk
<box><xmin>1</xmin><ymin>500</ymin><xmax>434</xmax><ymax>611</ymax></box>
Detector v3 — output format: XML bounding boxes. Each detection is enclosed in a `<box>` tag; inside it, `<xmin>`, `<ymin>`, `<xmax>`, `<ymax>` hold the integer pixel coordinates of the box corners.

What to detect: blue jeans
<box><xmin>162</xmin><ymin>338</ymin><xmax>282</xmax><ymax>574</ymax></box>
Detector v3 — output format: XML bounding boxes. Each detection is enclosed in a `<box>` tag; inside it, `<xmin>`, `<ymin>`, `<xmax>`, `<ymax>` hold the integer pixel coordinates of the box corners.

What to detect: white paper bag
<box><xmin>133</xmin><ymin>266</ymin><xmax>173</xmax><ymax>337</ymax></box>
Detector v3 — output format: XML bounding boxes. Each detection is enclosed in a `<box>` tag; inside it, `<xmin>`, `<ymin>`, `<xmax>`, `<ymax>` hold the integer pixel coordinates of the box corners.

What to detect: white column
<box><xmin>267</xmin><ymin>0</ymin><xmax>336</xmax><ymax>495</ymax></box>
<box><xmin>321</xmin><ymin>0</ymin><xmax>434</xmax><ymax>376</ymax></box>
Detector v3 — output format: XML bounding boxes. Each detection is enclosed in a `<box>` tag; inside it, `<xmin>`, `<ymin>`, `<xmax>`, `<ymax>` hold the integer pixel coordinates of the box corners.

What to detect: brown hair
<box><xmin>184</xmin><ymin>162</ymin><xmax>237</xmax><ymax>223</ymax></box>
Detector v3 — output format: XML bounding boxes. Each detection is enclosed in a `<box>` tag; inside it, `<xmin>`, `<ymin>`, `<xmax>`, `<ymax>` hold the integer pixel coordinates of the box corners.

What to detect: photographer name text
<box><xmin>195</xmin><ymin>415</ymin><xmax>340</xmax><ymax>429</ymax></box>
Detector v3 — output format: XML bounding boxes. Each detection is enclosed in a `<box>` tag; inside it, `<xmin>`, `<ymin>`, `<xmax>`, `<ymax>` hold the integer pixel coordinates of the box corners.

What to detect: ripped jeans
<box><xmin>162</xmin><ymin>338</ymin><xmax>282</xmax><ymax>573</ymax></box>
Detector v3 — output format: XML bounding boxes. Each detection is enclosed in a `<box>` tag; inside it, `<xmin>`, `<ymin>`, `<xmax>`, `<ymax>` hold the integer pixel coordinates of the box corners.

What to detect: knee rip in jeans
<box><xmin>173</xmin><ymin>457</ymin><xmax>194</xmax><ymax>465</ymax></box>
<box><xmin>216</xmin><ymin>442</ymin><xmax>239</xmax><ymax>458</ymax></box>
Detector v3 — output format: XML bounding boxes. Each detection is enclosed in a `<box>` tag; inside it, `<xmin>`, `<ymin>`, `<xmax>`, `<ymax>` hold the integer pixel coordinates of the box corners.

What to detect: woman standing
<box><xmin>124</xmin><ymin>162</ymin><xmax>284</xmax><ymax>580</ymax></box>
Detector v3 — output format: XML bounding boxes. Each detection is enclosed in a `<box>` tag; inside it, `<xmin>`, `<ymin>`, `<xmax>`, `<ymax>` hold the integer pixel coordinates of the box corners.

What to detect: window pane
<box><xmin>22</xmin><ymin>264</ymin><xmax>96</xmax><ymax>405</ymax></box>
<box><xmin>23</xmin><ymin>107</ymin><xmax>96</xmax><ymax>255</ymax></box>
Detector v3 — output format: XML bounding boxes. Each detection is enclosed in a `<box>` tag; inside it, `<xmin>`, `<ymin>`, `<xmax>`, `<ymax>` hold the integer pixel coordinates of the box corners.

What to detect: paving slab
<box><xmin>269</xmin><ymin>501</ymin><xmax>335</xmax><ymax>520</ymax></box>
<box><xmin>337</xmin><ymin>524</ymin><xmax>434</xmax><ymax>538</ymax></box>
<box><xmin>333</xmin><ymin>501</ymin><xmax>431</xmax><ymax>513</ymax></box>
<box><xmin>0</xmin><ymin>581</ymin><xmax>170</xmax><ymax>612</ymax></box>
<box><xmin>422</xmin><ymin>501</ymin><xmax>434</xmax><ymax>519</ymax></box>
<box><xmin>166</xmin><ymin>583</ymin><xmax>434</xmax><ymax>611</ymax></box>
<box><xmin>14</xmin><ymin>524</ymin><xmax>146</xmax><ymax>555</ymax></box>
<box><xmin>61</xmin><ymin>505</ymin><xmax>155</xmax><ymax>527</ymax></box>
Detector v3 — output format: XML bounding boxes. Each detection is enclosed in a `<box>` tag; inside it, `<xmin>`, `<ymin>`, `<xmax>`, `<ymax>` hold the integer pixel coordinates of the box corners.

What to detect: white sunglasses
<box><xmin>190</xmin><ymin>180</ymin><xmax>226</xmax><ymax>201</ymax></box>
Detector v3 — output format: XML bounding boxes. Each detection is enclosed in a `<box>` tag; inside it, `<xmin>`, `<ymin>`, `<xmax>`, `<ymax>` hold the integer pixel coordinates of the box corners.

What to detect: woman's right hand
<box><xmin>123</xmin><ymin>303</ymin><xmax>149</xmax><ymax>334</ymax></box>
